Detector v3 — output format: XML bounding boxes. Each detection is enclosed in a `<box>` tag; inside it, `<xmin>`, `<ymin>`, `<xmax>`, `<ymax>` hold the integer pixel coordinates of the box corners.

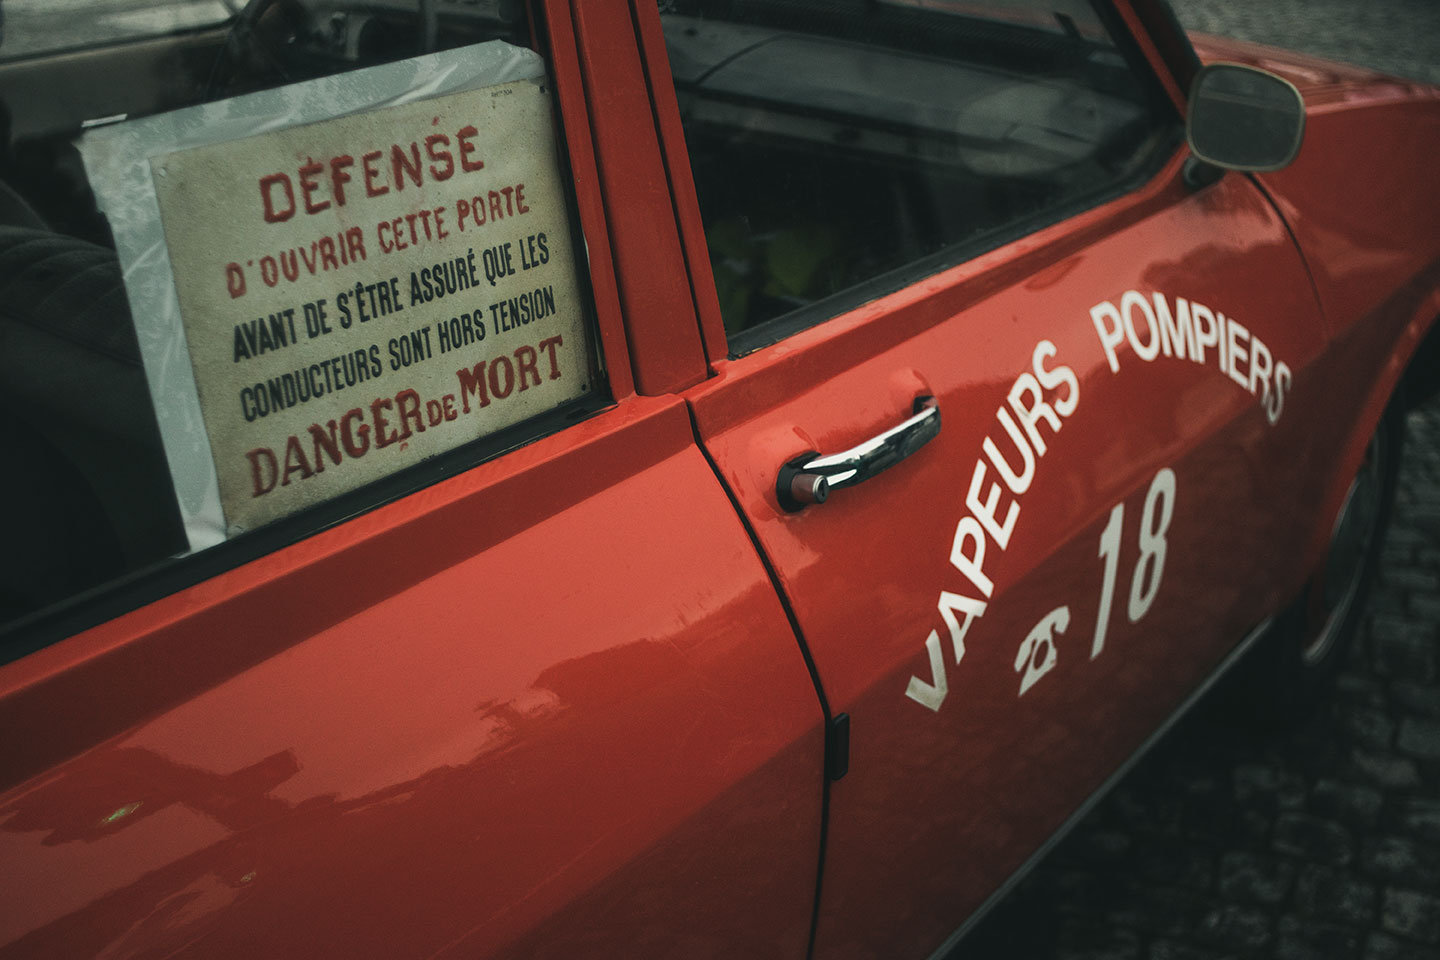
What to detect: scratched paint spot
<box><xmin>101</xmin><ymin>802</ymin><xmax>142</xmax><ymax>825</ymax></box>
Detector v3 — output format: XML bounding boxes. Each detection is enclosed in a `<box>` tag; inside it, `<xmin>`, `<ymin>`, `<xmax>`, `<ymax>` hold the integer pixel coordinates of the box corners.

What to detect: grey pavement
<box><xmin>964</xmin><ymin>388</ymin><xmax>1440</xmax><ymax>960</ymax></box>
<box><xmin>1175</xmin><ymin>0</ymin><xmax>1440</xmax><ymax>86</ymax></box>
<box><xmin>962</xmin><ymin>2</ymin><xmax>1440</xmax><ymax>958</ymax></box>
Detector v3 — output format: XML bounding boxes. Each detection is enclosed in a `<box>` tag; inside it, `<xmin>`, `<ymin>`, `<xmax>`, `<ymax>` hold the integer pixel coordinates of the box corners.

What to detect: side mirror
<box><xmin>1187</xmin><ymin>63</ymin><xmax>1305</xmax><ymax>172</ymax></box>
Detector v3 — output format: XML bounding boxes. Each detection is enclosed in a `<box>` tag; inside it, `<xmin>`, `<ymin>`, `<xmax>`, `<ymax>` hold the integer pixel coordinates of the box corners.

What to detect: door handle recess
<box><xmin>777</xmin><ymin>396</ymin><xmax>940</xmax><ymax>512</ymax></box>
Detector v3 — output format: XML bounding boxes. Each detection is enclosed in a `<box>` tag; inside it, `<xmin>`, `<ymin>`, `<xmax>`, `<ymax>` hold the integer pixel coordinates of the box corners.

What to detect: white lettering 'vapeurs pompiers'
<box><xmin>1089</xmin><ymin>290</ymin><xmax>1292</xmax><ymax>423</ymax></box>
<box><xmin>905</xmin><ymin>340</ymin><xmax>1080</xmax><ymax>712</ymax></box>
<box><xmin>904</xmin><ymin>289</ymin><xmax>1289</xmax><ymax>713</ymax></box>
<box><xmin>151</xmin><ymin>77</ymin><xmax>592</xmax><ymax>532</ymax></box>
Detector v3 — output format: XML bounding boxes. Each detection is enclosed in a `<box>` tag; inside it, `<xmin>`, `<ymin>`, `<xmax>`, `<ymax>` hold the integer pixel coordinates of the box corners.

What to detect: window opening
<box><xmin>660</xmin><ymin>0</ymin><xmax>1176</xmax><ymax>343</ymax></box>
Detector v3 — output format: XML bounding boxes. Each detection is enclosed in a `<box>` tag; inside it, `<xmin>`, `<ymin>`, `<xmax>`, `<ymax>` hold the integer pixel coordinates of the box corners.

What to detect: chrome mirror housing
<box><xmin>1187</xmin><ymin>63</ymin><xmax>1306</xmax><ymax>172</ymax></box>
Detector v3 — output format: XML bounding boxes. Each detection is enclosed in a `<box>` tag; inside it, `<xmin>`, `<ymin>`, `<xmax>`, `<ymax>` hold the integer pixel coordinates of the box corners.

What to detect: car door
<box><xmin>642</xmin><ymin>1</ymin><xmax>1330</xmax><ymax>956</ymax></box>
<box><xmin>0</xmin><ymin>2</ymin><xmax>824</xmax><ymax>957</ymax></box>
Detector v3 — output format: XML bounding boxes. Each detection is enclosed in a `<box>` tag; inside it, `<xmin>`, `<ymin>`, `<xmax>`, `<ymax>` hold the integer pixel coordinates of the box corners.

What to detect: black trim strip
<box><xmin>684</xmin><ymin>401</ymin><xmax>835</xmax><ymax>960</ymax></box>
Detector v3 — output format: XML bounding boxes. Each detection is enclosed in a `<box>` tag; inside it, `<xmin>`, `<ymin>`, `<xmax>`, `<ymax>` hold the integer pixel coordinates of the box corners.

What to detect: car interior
<box><xmin>661</xmin><ymin>0</ymin><xmax>1169</xmax><ymax>336</ymax></box>
<box><xmin>0</xmin><ymin>1</ymin><xmax>528</xmax><ymax>627</ymax></box>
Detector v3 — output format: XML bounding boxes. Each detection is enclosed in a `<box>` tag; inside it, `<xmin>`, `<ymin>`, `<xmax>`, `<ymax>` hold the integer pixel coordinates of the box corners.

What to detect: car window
<box><xmin>659</xmin><ymin>0</ymin><xmax>1178</xmax><ymax>346</ymax></box>
<box><xmin>0</xmin><ymin>1</ymin><xmax>233</xmax><ymax>61</ymax></box>
<box><xmin>0</xmin><ymin>1</ymin><xmax>604</xmax><ymax>641</ymax></box>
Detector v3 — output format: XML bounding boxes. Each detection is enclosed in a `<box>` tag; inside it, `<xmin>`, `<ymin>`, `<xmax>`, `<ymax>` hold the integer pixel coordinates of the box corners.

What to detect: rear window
<box><xmin>0</xmin><ymin>2</ymin><xmax>603</xmax><ymax>642</ymax></box>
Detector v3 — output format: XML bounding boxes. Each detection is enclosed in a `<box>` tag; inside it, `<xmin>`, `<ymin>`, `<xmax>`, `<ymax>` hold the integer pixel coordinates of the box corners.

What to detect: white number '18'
<box><xmin>1091</xmin><ymin>467</ymin><xmax>1176</xmax><ymax>660</ymax></box>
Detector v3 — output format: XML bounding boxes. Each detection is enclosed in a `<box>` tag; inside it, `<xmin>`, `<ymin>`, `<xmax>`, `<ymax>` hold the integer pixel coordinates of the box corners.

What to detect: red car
<box><xmin>1</xmin><ymin>0</ymin><xmax>1437</xmax><ymax>957</ymax></box>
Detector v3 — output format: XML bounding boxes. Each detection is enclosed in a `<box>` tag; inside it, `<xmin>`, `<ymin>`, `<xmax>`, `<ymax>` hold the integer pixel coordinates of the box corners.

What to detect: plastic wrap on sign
<box><xmin>80</xmin><ymin>42</ymin><xmax>596</xmax><ymax>547</ymax></box>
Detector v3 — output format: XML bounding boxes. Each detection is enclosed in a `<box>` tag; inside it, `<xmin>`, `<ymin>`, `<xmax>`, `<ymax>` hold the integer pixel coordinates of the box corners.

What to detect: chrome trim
<box><xmin>778</xmin><ymin>397</ymin><xmax>940</xmax><ymax>511</ymax></box>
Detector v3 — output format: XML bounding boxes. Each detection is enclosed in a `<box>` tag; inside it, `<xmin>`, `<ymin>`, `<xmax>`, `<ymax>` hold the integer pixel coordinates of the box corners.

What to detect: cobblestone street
<box><xmin>961</xmin><ymin>3</ymin><xmax>1440</xmax><ymax>957</ymax></box>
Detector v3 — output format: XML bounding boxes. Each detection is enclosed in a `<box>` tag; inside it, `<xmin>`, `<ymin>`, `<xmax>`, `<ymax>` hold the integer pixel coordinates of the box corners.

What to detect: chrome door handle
<box><xmin>777</xmin><ymin>396</ymin><xmax>940</xmax><ymax>511</ymax></box>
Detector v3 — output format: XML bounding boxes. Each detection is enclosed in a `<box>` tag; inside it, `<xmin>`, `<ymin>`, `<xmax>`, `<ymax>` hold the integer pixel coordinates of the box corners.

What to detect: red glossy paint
<box><xmin>687</xmin><ymin>142</ymin><xmax>1335</xmax><ymax>956</ymax></box>
<box><xmin>0</xmin><ymin>7</ymin><xmax>824</xmax><ymax>950</ymax></box>
<box><xmin>538</xmin><ymin>0</ymin><xmax>637</xmax><ymax>399</ymax></box>
<box><xmin>1190</xmin><ymin>33</ymin><xmax>1440</xmax><ymax>577</ymax></box>
<box><xmin>5</xmin><ymin>3</ymin><xmax>1440</xmax><ymax>959</ymax></box>
<box><xmin>626</xmin><ymin>0</ymin><xmax>731</xmax><ymax>366</ymax></box>
<box><xmin>1188</xmin><ymin>36</ymin><xmax>1440</xmax><ymax>348</ymax></box>
<box><xmin>567</xmin><ymin>0</ymin><xmax>709</xmax><ymax>395</ymax></box>
<box><xmin>0</xmin><ymin>396</ymin><xmax>824</xmax><ymax>958</ymax></box>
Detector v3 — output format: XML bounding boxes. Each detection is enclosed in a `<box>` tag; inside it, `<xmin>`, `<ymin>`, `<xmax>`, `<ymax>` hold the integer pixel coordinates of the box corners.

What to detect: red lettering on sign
<box><xmin>363</xmin><ymin>150</ymin><xmax>387</xmax><ymax>198</ymax></box>
<box><xmin>458</xmin><ymin>360</ymin><xmax>490</xmax><ymax>413</ymax></box>
<box><xmin>340</xmin><ymin>408</ymin><xmax>370</xmax><ymax>457</ymax></box>
<box><xmin>260</xmin><ymin>174</ymin><xmax>296</xmax><ymax>223</ymax></box>
<box><xmin>457</xmin><ymin>125</ymin><xmax>485</xmax><ymax>172</ymax></box>
<box><xmin>395</xmin><ymin>388</ymin><xmax>425</xmax><ymax>440</ymax></box>
<box><xmin>299</xmin><ymin>158</ymin><xmax>329</xmax><ymax>214</ymax></box>
<box><xmin>392</xmin><ymin>143</ymin><xmax>423</xmax><ymax>191</ymax></box>
<box><xmin>514</xmin><ymin>345</ymin><xmax>540</xmax><ymax>391</ymax></box>
<box><xmin>246</xmin><ymin>448</ymin><xmax>279</xmax><ymax>496</ymax></box>
<box><xmin>330</xmin><ymin>155</ymin><xmax>354</xmax><ymax>207</ymax></box>
<box><xmin>253</xmin><ymin>123</ymin><xmax>492</xmax><ymax>223</ymax></box>
<box><xmin>281</xmin><ymin>434</ymin><xmax>313</xmax><ymax>485</ymax></box>
<box><xmin>226</xmin><ymin>263</ymin><xmax>247</xmax><ymax>299</ymax></box>
<box><xmin>538</xmin><ymin>335</ymin><xmax>564</xmax><ymax>379</ymax></box>
<box><xmin>425</xmin><ymin>134</ymin><xmax>454</xmax><ymax>180</ymax></box>
<box><xmin>371</xmin><ymin>396</ymin><xmax>399</xmax><ymax>448</ymax></box>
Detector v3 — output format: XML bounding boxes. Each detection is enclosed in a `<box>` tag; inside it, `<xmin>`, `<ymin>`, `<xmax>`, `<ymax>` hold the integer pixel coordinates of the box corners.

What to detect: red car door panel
<box><xmin>688</xmin><ymin>159</ymin><xmax>1327</xmax><ymax>958</ymax></box>
<box><xmin>0</xmin><ymin>397</ymin><xmax>823</xmax><ymax>959</ymax></box>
